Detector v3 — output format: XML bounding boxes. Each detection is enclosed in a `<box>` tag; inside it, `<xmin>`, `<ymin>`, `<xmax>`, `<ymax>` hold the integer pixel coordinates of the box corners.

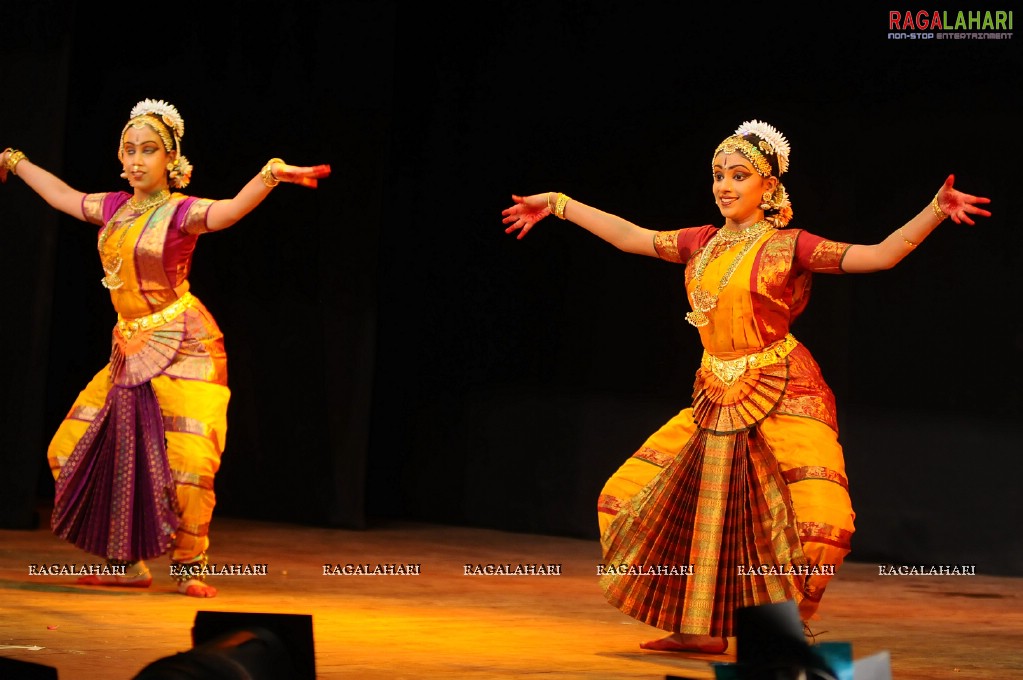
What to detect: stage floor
<box><xmin>1</xmin><ymin>515</ymin><xmax>1020</xmax><ymax>679</ymax></box>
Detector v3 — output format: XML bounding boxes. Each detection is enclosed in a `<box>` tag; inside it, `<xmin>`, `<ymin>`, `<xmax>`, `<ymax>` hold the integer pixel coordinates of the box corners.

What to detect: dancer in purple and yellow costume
<box><xmin>2</xmin><ymin>99</ymin><xmax>329</xmax><ymax>597</ymax></box>
<box><xmin>502</xmin><ymin>120</ymin><xmax>990</xmax><ymax>651</ymax></box>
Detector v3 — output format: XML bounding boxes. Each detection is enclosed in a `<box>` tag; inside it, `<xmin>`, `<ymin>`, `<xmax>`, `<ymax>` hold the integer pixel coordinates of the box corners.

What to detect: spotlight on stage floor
<box><xmin>0</xmin><ymin>657</ymin><xmax>59</xmax><ymax>680</ymax></box>
<box><xmin>131</xmin><ymin>611</ymin><xmax>315</xmax><ymax>680</ymax></box>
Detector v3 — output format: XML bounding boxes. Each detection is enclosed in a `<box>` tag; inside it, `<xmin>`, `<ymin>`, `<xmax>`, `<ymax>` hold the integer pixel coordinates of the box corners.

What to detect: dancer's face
<box><xmin>712</xmin><ymin>152</ymin><xmax>775</xmax><ymax>227</ymax></box>
<box><xmin>120</xmin><ymin>125</ymin><xmax>173</xmax><ymax>195</ymax></box>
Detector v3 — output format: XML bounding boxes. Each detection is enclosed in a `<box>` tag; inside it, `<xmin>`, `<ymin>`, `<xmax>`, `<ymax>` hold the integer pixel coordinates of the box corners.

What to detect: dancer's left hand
<box><xmin>935</xmin><ymin>174</ymin><xmax>991</xmax><ymax>226</ymax></box>
<box><xmin>273</xmin><ymin>162</ymin><xmax>332</xmax><ymax>189</ymax></box>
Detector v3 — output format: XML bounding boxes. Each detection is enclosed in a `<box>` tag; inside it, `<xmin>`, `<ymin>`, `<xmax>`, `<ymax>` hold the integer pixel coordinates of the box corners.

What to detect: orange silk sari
<box><xmin>597</xmin><ymin>227</ymin><xmax>855</xmax><ymax>636</ymax></box>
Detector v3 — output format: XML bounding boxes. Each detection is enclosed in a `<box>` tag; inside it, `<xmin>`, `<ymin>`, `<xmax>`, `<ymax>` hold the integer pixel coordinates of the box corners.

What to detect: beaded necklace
<box><xmin>685</xmin><ymin>221</ymin><xmax>773</xmax><ymax>327</ymax></box>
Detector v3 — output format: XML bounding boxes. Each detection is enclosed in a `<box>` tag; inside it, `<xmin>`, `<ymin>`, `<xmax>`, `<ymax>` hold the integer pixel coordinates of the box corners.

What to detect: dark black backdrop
<box><xmin>2</xmin><ymin>2</ymin><xmax>1020</xmax><ymax>575</ymax></box>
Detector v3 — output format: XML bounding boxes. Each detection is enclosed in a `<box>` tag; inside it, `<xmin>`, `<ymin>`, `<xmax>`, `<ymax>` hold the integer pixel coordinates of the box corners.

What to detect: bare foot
<box><xmin>77</xmin><ymin>561</ymin><xmax>152</xmax><ymax>588</ymax></box>
<box><xmin>640</xmin><ymin>633</ymin><xmax>728</xmax><ymax>654</ymax></box>
<box><xmin>177</xmin><ymin>579</ymin><xmax>217</xmax><ymax>597</ymax></box>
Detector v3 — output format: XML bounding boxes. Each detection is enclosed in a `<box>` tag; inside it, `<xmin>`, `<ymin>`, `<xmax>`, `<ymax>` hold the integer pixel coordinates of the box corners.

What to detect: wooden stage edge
<box><xmin>1</xmin><ymin>514</ymin><xmax>1021</xmax><ymax>679</ymax></box>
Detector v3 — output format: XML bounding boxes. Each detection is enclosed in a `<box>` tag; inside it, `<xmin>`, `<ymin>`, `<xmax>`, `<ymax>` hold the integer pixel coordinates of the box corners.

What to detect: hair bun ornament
<box><xmin>169</xmin><ymin>155</ymin><xmax>193</xmax><ymax>189</ymax></box>
<box><xmin>765</xmin><ymin>184</ymin><xmax>793</xmax><ymax>228</ymax></box>
<box><xmin>129</xmin><ymin>99</ymin><xmax>185</xmax><ymax>140</ymax></box>
<box><xmin>734</xmin><ymin>120</ymin><xmax>790</xmax><ymax>175</ymax></box>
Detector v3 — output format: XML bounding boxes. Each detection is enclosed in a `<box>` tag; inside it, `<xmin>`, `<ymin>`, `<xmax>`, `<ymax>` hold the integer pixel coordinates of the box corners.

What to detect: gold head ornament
<box><xmin>713</xmin><ymin>119</ymin><xmax>794</xmax><ymax>228</ymax></box>
<box><xmin>712</xmin><ymin>119</ymin><xmax>791</xmax><ymax>178</ymax></box>
<box><xmin>118</xmin><ymin>98</ymin><xmax>192</xmax><ymax>188</ymax></box>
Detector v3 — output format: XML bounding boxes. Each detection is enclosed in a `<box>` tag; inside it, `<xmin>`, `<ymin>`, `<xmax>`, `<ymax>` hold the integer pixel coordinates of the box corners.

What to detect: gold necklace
<box><xmin>97</xmin><ymin>191</ymin><xmax>171</xmax><ymax>289</ymax></box>
<box><xmin>98</xmin><ymin>220</ymin><xmax>133</xmax><ymax>290</ymax></box>
<box><xmin>715</xmin><ymin>221</ymin><xmax>767</xmax><ymax>244</ymax></box>
<box><xmin>126</xmin><ymin>189</ymin><xmax>170</xmax><ymax>213</ymax></box>
<box><xmin>685</xmin><ymin>221</ymin><xmax>773</xmax><ymax>327</ymax></box>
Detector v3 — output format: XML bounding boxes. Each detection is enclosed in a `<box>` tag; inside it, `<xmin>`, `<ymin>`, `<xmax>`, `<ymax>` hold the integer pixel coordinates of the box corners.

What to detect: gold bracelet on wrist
<box><xmin>553</xmin><ymin>192</ymin><xmax>572</xmax><ymax>220</ymax></box>
<box><xmin>546</xmin><ymin>192</ymin><xmax>555</xmax><ymax>214</ymax></box>
<box><xmin>899</xmin><ymin>228</ymin><xmax>918</xmax><ymax>249</ymax></box>
<box><xmin>930</xmin><ymin>195</ymin><xmax>947</xmax><ymax>222</ymax></box>
<box><xmin>4</xmin><ymin>149</ymin><xmax>28</xmax><ymax>176</ymax></box>
<box><xmin>260</xmin><ymin>157</ymin><xmax>284</xmax><ymax>188</ymax></box>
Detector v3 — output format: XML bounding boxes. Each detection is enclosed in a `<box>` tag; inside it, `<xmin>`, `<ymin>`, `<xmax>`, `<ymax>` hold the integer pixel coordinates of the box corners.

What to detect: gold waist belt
<box><xmin>701</xmin><ymin>333</ymin><xmax>798</xmax><ymax>386</ymax></box>
<box><xmin>117</xmin><ymin>292</ymin><xmax>194</xmax><ymax>340</ymax></box>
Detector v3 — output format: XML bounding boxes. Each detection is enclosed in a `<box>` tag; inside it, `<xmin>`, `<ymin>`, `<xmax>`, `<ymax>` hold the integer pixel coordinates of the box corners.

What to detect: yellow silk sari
<box><xmin>48</xmin><ymin>194</ymin><xmax>229</xmax><ymax>562</ymax></box>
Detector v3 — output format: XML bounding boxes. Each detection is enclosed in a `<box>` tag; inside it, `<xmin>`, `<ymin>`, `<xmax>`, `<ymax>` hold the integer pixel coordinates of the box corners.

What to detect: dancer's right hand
<box><xmin>502</xmin><ymin>193</ymin><xmax>552</xmax><ymax>240</ymax></box>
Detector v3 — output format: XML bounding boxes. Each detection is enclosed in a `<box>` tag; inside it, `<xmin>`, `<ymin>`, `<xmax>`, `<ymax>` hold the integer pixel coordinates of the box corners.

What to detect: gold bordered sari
<box><xmin>597</xmin><ymin>226</ymin><xmax>856</xmax><ymax>636</ymax></box>
<box><xmin>48</xmin><ymin>192</ymin><xmax>229</xmax><ymax>563</ymax></box>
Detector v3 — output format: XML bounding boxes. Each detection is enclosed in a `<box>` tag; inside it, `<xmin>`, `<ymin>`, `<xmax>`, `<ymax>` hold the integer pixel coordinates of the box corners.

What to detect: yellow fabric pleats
<box><xmin>48</xmin><ymin>367</ymin><xmax>229</xmax><ymax>562</ymax></box>
<box><xmin>598</xmin><ymin>410</ymin><xmax>855</xmax><ymax>631</ymax></box>
<box><xmin>762</xmin><ymin>415</ymin><xmax>855</xmax><ymax>618</ymax></box>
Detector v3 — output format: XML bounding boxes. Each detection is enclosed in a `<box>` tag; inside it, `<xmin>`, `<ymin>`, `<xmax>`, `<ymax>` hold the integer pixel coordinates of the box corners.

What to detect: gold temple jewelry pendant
<box><xmin>685</xmin><ymin>309</ymin><xmax>709</xmax><ymax>327</ymax></box>
<box><xmin>101</xmin><ymin>255</ymin><xmax>124</xmax><ymax>289</ymax></box>
<box><xmin>688</xmin><ymin>287</ymin><xmax>716</xmax><ymax>326</ymax></box>
<box><xmin>102</xmin><ymin>272</ymin><xmax>124</xmax><ymax>289</ymax></box>
<box><xmin>690</xmin><ymin>287</ymin><xmax>717</xmax><ymax>313</ymax></box>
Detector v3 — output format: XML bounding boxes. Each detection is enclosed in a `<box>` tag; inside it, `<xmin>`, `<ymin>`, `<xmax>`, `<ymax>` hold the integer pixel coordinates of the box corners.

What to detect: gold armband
<box><xmin>899</xmin><ymin>228</ymin><xmax>918</xmax><ymax>249</ymax></box>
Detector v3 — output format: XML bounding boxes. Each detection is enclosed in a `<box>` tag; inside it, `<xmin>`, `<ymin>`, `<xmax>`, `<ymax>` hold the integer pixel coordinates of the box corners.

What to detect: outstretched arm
<box><xmin>205</xmin><ymin>158</ymin><xmax>331</xmax><ymax>232</ymax></box>
<box><xmin>502</xmin><ymin>192</ymin><xmax>658</xmax><ymax>257</ymax></box>
<box><xmin>840</xmin><ymin>175</ymin><xmax>991</xmax><ymax>273</ymax></box>
<box><xmin>1</xmin><ymin>149</ymin><xmax>88</xmax><ymax>220</ymax></box>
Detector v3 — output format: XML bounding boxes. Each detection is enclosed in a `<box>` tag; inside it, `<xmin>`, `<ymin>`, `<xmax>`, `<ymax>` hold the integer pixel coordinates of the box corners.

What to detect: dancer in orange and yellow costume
<box><xmin>502</xmin><ymin>120</ymin><xmax>990</xmax><ymax>652</ymax></box>
<box><xmin>2</xmin><ymin>99</ymin><xmax>329</xmax><ymax>597</ymax></box>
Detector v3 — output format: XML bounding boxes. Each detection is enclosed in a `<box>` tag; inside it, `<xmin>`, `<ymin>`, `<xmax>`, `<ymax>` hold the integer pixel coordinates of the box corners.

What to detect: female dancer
<box><xmin>502</xmin><ymin>120</ymin><xmax>990</xmax><ymax>651</ymax></box>
<box><xmin>1</xmin><ymin>99</ymin><xmax>330</xmax><ymax>597</ymax></box>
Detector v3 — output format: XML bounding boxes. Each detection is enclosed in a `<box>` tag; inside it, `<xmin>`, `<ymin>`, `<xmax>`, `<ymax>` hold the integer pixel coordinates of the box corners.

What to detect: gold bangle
<box><xmin>900</xmin><ymin>228</ymin><xmax>918</xmax><ymax>249</ymax></box>
<box><xmin>260</xmin><ymin>157</ymin><xmax>284</xmax><ymax>188</ymax></box>
<box><xmin>554</xmin><ymin>192</ymin><xmax>571</xmax><ymax>220</ymax></box>
<box><xmin>546</xmin><ymin>192</ymin><xmax>555</xmax><ymax>213</ymax></box>
<box><xmin>5</xmin><ymin>149</ymin><xmax>28</xmax><ymax>176</ymax></box>
<box><xmin>930</xmin><ymin>195</ymin><xmax>947</xmax><ymax>221</ymax></box>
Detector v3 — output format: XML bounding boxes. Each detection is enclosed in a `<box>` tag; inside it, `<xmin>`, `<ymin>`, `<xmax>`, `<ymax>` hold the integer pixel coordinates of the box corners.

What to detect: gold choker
<box><xmin>127</xmin><ymin>189</ymin><xmax>171</xmax><ymax>213</ymax></box>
